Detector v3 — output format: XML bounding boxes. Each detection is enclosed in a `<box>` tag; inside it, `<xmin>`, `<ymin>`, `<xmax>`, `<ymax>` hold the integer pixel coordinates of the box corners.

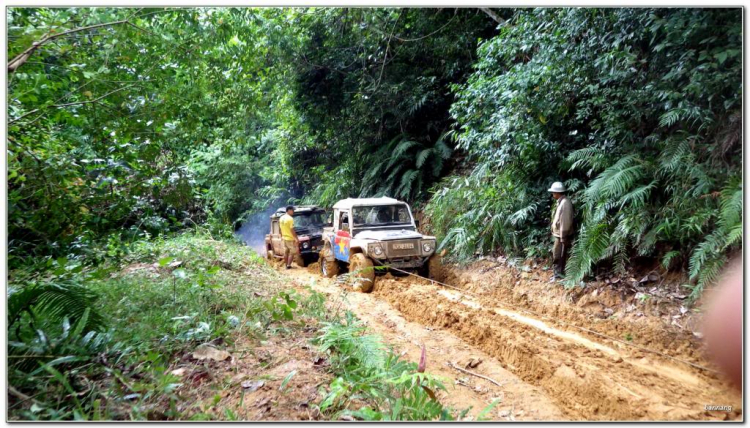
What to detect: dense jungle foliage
<box><xmin>9</xmin><ymin>7</ymin><xmax>741</xmax><ymax>294</ymax></box>
<box><xmin>5</xmin><ymin>6</ymin><xmax>743</xmax><ymax>421</ymax></box>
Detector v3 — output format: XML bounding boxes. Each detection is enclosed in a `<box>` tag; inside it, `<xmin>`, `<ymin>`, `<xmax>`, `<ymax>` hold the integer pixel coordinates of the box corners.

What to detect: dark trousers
<box><xmin>552</xmin><ymin>237</ymin><xmax>569</xmax><ymax>278</ymax></box>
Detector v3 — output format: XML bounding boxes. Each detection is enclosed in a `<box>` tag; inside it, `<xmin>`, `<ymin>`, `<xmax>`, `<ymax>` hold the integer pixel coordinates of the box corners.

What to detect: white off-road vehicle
<box><xmin>318</xmin><ymin>197</ymin><xmax>440</xmax><ymax>292</ymax></box>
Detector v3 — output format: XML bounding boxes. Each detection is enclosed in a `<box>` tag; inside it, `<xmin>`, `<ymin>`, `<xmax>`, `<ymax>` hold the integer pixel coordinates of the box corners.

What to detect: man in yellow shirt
<box><xmin>279</xmin><ymin>206</ymin><xmax>299</xmax><ymax>269</ymax></box>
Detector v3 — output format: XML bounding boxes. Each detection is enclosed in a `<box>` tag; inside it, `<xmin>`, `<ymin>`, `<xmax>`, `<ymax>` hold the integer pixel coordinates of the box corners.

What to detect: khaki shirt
<box><xmin>551</xmin><ymin>196</ymin><xmax>574</xmax><ymax>238</ymax></box>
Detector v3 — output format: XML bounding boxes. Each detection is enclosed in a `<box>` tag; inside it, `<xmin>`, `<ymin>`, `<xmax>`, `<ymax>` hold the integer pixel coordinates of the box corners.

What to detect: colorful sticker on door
<box><xmin>333</xmin><ymin>230</ymin><xmax>350</xmax><ymax>261</ymax></box>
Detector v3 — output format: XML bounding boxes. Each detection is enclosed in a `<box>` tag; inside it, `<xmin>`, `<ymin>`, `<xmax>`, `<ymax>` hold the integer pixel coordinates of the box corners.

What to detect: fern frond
<box><xmin>688</xmin><ymin>230</ymin><xmax>725</xmax><ymax>281</ymax></box>
<box><xmin>618</xmin><ymin>181</ymin><xmax>656</xmax><ymax>209</ymax></box>
<box><xmin>565</xmin><ymin>222</ymin><xmax>611</xmax><ymax>286</ymax></box>
<box><xmin>567</xmin><ymin>147</ymin><xmax>607</xmax><ymax>173</ymax></box>
<box><xmin>8</xmin><ymin>281</ymin><xmax>106</xmax><ymax>333</ymax></box>
<box><xmin>661</xmin><ymin>250</ymin><xmax>681</xmax><ymax>270</ymax></box>
<box><xmin>658</xmin><ymin>135</ymin><xmax>692</xmax><ymax>172</ymax></box>
<box><xmin>508</xmin><ymin>203</ymin><xmax>537</xmax><ymax>227</ymax></box>
<box><xmin>723</xmin><ymin>224</ymin><xmax>742</xmax><ymax>249</ymax></box>
<box><xmin>433</xmin><ymin>133</ymin><xmax>453</xmax><ymax>159</ymax></box>
<box><xmin>392</xmin><ymin>139</ymin><xmax>420</xmax><ymax>159</ymax></box>
<box><xmin>719</xmin><ymin>181</ymin><xmax>742</xmax><ymax>229</ymax></box>
<box><xmin>636</xmin><ymin>226</ymin><xmax>659</xmax><ymax>256</ymax></box>
<box><xmin>658</xmin><ymin>109</ymin><xmax>681</xmax><ymax>128</ymax></box>
<box><xmin>694</xmin><ymin>256</ymin><xmax>726</xmax><ymax>300</ymax></box>
<box><xmin>431</xmin><ymin>154</ymin><xmax>445</xmax><ymax>177</ymax></box>
<box><xmin>584</xmin><ymin>154</ymin><xmax>639</xmax><ymax>202</ymax></box>
<box><xmin>396</xmin><ymin>170</ymin><xmax>419</xmax><ymax>199</ymax></box>
<box><xmin>416</xmin><ymin>148</ymin><xmax>432</xmax><ymax>169</ymax></box>
<box><xmin>585</xmin><ymin>155</ymin><xmax>649</xmax><ymax>207</ymax></box>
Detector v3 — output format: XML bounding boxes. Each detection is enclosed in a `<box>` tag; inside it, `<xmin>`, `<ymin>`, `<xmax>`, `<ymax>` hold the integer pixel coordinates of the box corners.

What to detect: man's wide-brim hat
<box><xmin>548</xmin><ymin>182</ymin><xmax>566</xmax><ymax>193</ymax></box>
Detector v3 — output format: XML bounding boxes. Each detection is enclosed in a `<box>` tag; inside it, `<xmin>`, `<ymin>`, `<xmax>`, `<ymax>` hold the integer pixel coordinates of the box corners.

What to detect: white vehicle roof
<box><xmin>332</xmin><ymin>196</ymin><xmax>404</xmax><ymax>210</ymax></box>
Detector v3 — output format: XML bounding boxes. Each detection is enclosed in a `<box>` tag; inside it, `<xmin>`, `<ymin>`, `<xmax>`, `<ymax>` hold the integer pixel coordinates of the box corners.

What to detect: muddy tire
<box><xmin>349</xmin><ymin>253</ymin><xmax>375</xmax><ymax>293</ymax></box>
<box><xmin>294</xmin><ymin>254</ymin><xmax>306</xmax><ymax>268</ymax></box>
<box><xmin>266</xmin><ymin>249</ymin><xmax>276</xmax><ymax>266</ymax></box>
<box><xmin>320</xmin><ymin>247</ymin><xmax>339</xmax><ymax>278</ymax></box>
<box><xmin>426</xmin><ymin>254</ymin><xmax>444</xmax><ymax>282</ymax></box>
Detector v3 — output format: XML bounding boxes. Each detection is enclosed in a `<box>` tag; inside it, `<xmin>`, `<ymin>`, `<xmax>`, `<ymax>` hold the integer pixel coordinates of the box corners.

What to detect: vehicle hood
<box><xmin>355</xmin><ymin>229</ymin><xmax>428</xmax><ymax>241</ymax></box>
<box><xmin>294</xmin><ymin>226</ymin><xmax>324</xmax><ymax>237</ymax></box>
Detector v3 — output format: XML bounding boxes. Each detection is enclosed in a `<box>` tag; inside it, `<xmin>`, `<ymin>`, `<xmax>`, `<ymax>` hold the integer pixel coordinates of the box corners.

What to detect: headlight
<box><xmin>422</xmin><ymin>242</ymin><xmax>434</xmax><ymax>253</ymax></box>
<box><xmin>302</xmin><ymin>242</ymin><xmax>310</xmax><ymax>249</ymax></box>
<box><xmin>369</xmin><ymin>244</ymin><xmax>384</xmax><ymax>257</ymax></box>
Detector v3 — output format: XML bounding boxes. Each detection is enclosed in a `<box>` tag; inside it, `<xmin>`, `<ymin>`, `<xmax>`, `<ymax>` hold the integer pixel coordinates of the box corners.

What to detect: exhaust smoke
<box><xmin>235</xmin><ymin>199</ymin><xmax>287</xmax><ymax>254</ymax></box>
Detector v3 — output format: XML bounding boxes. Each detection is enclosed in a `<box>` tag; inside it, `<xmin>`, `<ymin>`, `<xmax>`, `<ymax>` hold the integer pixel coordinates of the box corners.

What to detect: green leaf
<box><xmin>715</xmin><ymin>51</ymin><xmax>728</xmax><ymax>64</ymax></box>
<box><xmin>477</xmin><ymin>399</ymin><xmax>501</xmax><ymax>421</ymax></box>
<box><xmin>279</xmin><ymin>369</ymin><xmax>297</xmax><ymax>392</ymax></box>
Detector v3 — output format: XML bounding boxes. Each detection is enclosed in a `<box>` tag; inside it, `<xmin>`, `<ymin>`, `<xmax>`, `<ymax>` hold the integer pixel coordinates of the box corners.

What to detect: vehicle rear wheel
<box><xmin>320</xmin><ymin>247</ymin><xmax>339</xmax><ymax>278</ymax></box>
<box><xmin>349</xmin><ymin>253</ymin><xmax>375</xmax><ymax>293</ymax></box>
<box><xmin>266</xmin><ymin>249</ymin><xmax>276</xmax><ymax>266</ymax></box>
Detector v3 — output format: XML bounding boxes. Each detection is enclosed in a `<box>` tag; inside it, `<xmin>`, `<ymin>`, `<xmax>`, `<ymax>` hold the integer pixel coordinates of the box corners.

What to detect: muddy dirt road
<box><xmin>277</xmin><ymin>261</ymin><xmax>742</xmax><ymax>421</ymax></box>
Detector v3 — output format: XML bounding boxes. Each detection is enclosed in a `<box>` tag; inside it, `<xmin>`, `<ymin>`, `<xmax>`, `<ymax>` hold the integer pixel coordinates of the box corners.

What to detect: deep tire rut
<box><xmin>282</xmin><ymin>264</ymin><xmax>741</xmax><ymax>421</ymax></box>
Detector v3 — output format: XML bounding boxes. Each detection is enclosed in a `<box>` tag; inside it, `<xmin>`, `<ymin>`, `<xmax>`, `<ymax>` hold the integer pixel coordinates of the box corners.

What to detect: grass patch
<box><xmin>8</xmin><ymin>230</ymin><xmax>312</xmax><ymax>420</ymax></box>
<box><xmin>8</xmin><ymin>229</ymin><xmax>471</xmax><ymax>421</ymax></box>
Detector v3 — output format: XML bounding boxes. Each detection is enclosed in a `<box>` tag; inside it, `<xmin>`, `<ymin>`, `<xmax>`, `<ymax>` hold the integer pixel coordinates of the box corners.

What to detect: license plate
<box><xmin>393</xmin><ymin>243</ymin><xmax>414</xmax><ymax>250</ymax></box>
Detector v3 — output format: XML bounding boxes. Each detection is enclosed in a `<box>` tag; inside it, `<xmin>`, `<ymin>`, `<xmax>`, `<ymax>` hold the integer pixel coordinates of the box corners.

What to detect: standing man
<box><xmin>279</xmin><ymin>206</ymin><xmax>299</xmax><ymax>269</ymax></box>
<box><xmin>549</xmin><ymin>182</ymin><xmax>574</xmax><ymax>283</ymax></box>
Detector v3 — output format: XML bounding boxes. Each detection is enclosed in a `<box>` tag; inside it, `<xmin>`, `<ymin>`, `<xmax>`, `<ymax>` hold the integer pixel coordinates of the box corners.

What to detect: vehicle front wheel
<box><xmin>320</xmin><ymin>247</ymin><xmax>339</xmax><ymax>278</ymax></box>
<box><xmin>349</xmin><ymin>253</ymin><xmax>375</xmax><ymax>293</ymax></box>
<box><xmin>295</xmin><ymin>254</ymin><xmax>306</xmax><ymax>268</ymax></box>
<box><xmin>425</xmin><ymin>254</ymin><xmax>444</xmax><ymax>282</ymax></box>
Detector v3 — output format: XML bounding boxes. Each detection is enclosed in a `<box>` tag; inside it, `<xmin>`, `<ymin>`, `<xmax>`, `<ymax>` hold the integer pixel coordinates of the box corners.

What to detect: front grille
<box><xmin>386</xmin><ymin>239</ymin><xmax>421</xmax><ymax>257</ymax></box>
<box><xmin>311</xmin><ymin>236</ymin><xmax>323</xmax><ymax>249</ymax></box>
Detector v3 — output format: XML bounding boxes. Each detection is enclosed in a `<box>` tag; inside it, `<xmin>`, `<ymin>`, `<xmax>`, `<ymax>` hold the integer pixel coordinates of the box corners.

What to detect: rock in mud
<box><xmin>459</xmin><ymin>356</ymin><xmax>483</xmax><ymax>369</ymax></box>
<box><xmin>193</xmin><ymin>345</ymin><xmax>231</xmax><ymax>362</ymax></box>
<box><xmin>241</xmin><ymin>380</ymin><xmax>265</xmax><ymax>392</ymax></box>
<box><xmin>171</xmin><ymin>367</ymin><xmax>188</xmax><ymax>376</ymax></box>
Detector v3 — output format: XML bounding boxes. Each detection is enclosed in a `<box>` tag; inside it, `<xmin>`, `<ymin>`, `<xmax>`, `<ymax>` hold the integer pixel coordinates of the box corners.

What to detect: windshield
<box><xmin>353</xmin><ymin>204</ymin><xmax>412</xmax><ymax>227</ymax></box>
<box><xmin>293</xmin><ymin>212</ymin><xmax>326</xmax><ymax>228</ymax></box>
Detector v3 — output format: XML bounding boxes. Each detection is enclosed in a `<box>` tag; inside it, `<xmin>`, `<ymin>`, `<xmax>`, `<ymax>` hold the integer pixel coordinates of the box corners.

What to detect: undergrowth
<box><xmin>8</xmin><ymin>230</ymin><xmax>485</xmax><ymax>421</ymax></box>
<box><xmin>8</xmin><ymin>229</ymin><xmax>298</xmax><ymax>420</ymax></box>
<box><xmin>314</xmin><ymin>311</ymin><xmax>496</xmax><ymax>421</ymax></box>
